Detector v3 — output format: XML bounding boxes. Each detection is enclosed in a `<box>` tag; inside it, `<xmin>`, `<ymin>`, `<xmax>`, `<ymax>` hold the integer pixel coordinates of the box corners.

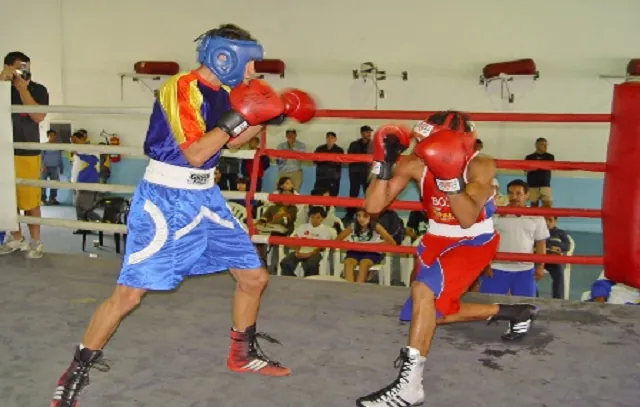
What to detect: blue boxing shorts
<box><xmin>117</xmin><ymin>160</ymin><xmax>262</xmax><ymax>291</ymax></box>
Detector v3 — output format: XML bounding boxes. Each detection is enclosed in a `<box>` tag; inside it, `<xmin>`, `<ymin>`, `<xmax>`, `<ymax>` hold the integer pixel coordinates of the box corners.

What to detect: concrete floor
<box><xmin>1</xmin><ymin>252</ymin><xmax>638</xmax><ymax>407</ymax></box>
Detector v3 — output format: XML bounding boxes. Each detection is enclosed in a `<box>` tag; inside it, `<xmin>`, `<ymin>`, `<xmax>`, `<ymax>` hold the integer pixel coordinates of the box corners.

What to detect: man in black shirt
<box><xmin>0</xmin><ymin>51</ymin><xmax>49</xmax><ymax>259</ymax></box>
<box><xmin>524</xmin><ymin>137</ymin><xmax>554</xmax><ymax>207</ymax></box>
<box><xmin>313</xmin><ymin>131</ymin><xmax>344</xmax><ymax>196</ymax></box>
<box><xmin>344</xmin><ymin>125</ymin><xmax>372</xmax><ymax>221</ymax></box>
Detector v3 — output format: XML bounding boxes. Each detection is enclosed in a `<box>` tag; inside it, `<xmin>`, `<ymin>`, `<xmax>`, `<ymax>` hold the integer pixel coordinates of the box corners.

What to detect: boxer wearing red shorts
<box><xmin>357</xmin><ymin>111</ymin><xmax>539</xmax><ymax>407</ymax></box>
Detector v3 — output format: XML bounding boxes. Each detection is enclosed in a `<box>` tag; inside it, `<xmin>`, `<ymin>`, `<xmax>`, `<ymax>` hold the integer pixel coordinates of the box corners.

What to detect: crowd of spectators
<box><xmin>0</xmin><ymin>49</ymin><xmax>588</xmax><ymax>301</ymax></box>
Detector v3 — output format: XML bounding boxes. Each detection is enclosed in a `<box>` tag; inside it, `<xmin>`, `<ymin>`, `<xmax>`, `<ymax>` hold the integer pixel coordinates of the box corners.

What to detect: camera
<box><xmin>15</xmin><ymin>62</ymin><xmax>31</xmax><ymax>81</ymax></box>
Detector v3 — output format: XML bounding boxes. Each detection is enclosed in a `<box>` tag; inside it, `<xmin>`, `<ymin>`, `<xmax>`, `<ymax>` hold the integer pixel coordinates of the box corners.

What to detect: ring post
<box><xmin>602</xmin><ymin>81</ymin><xmax>640</xmax><ymax>289</ymax></box>
<box><xmin>0</xmin><ymin>82</ymin><xmax>19</xmax><ymax>232</ymax></box>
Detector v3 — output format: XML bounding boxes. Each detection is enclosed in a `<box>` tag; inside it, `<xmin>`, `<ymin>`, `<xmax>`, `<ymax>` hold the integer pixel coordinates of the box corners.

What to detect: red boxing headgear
<box><xmin>412</xmin><ymin>110</ymin><xmax>477</xmax><ymax>159</ymax></box>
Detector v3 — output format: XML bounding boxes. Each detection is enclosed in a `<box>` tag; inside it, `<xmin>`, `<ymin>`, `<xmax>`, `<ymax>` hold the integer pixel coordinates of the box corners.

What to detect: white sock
<box><xmin>79</xmin><ymin>343</ymin><xmax>85</xmax><ymax>350</ymax></box>
<box><xmin>406</xmin><ymin>346</ymin><xmax>426</xmax><ymax>362</ymax></box>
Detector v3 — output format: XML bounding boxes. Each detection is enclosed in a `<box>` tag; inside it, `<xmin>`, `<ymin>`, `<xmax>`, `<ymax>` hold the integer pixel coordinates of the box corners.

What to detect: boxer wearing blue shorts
<box><xmin>50</xmin><ymin>24</ymin><xmax>316</xmax><ymax>407</ymax></box>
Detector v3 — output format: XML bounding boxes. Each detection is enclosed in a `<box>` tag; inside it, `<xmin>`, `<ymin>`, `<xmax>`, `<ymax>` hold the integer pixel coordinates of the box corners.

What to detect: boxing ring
<box><xmin>1</xmin><ymin>80</ymin><xmax>640</xmax><ymax>406</ymax></box>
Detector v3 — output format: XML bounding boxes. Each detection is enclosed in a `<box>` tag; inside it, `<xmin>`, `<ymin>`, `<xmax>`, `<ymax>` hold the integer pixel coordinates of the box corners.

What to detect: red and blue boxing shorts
<box><xmin>399</xmin><ymin>232</ymin><xmax>500</xmax><ymax>321</ymax></box>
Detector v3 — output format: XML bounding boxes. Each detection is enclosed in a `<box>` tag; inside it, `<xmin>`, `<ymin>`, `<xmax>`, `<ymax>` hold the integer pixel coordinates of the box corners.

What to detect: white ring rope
<box><xmin>17</xmin><ymin>178</ymin><xmax>135</xmax><ymax>194</ymax></box>
<box><xmin>13</xmin><ymin>142</ymin><xmax>257</xmax><ymax>159</ymax></box>
<box><xmin>12</xmin><ymin>105</ymin><xmax>150</xmax><ymax>115</ymax></box>
<box><xmin>16</xmin><ymin>177</ymin><xmax>269</xmax><ymax>201</ymax></box>
<box><xmin>19</xmin><ymin>215</ymin><xmax>127</xmax><ymax>233</ymax></box>
<box><xmin>17</xmin><ymin>215</ymin><xmax>270</xmax><ymax>245</ymax></box>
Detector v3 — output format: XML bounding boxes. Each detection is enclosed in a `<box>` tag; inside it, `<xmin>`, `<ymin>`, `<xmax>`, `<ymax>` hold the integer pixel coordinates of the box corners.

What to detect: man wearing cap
<box><xmin>275</xmin><ymin>128</ymin><xmax>307</xmax><ymax>191</ymax></box>
<box><xmin>345</xmin><ymin>125</ymin><xmax>373</xmax><ymax>221</ymax></box>
<box><xmin>313</xmin><ymin>131</ymin><xmax>344</xmax><ymax>196</ymax></box>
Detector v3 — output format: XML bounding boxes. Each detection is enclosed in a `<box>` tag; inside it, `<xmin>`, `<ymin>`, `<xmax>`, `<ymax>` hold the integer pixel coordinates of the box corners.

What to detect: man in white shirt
<box><xmin>480</xmin><ymin>179</ymin><xmax>549</xmax><ymax>297</ymax></box>
<box><xmin>279</xmin><ymin>206</ymin><xmax>336</xmax><ymax>277</ymax></box>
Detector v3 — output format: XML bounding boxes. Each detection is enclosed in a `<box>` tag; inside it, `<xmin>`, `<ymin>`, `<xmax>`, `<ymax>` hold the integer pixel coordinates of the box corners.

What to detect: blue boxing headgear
<box><xmin>197</xmin><ymin>35</ymin><xmax>264</xmax><ymax>87</ymax></box>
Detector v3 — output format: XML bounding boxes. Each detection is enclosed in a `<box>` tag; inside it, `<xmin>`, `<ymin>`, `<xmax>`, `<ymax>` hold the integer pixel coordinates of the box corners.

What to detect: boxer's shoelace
<box><xmin>249</xmin><ymin>332</ymin><xmax>284</xmax><ymax>367</ymax></box>
<box><xmin>363</xmin><ymin>352</ymin><xmax>415</xmax><ymax>403</ymax></box>
<box><xmin>55</xmin><ymin>359</ymin><xmax>110</xmax><ymax>406</ymax></box>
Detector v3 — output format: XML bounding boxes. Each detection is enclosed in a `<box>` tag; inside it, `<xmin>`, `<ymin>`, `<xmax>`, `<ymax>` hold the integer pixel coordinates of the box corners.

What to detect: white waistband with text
<box><xmin>428</xmin><ymin>218</ymin><xmax>494</xmax><ymax>238</ymax></box>
<box><xmin>143</xmin><ymin>159</ymin><xmax>216</xmax><ymax>190</ymax></box>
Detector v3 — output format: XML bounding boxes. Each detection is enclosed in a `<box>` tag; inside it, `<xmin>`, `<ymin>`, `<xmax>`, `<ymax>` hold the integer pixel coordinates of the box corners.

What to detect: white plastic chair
<box><xmin>336</xmin><ymin>247</ymin><xmax>392</xmax><ymax>286</ymax></box>
<box><xmin>226</xmin><ymin>202</ymin><xmax>248</xmax><ymax>232</ymax></box>
<box><xmin>563</xmin><ymin>235</ymin><xmax>575</xmax><ymax>300</ymax></box>
<box><xmin>226</xmin><ymin>202</ymin><xmax>247</xmax><ymax>223</ymax></box>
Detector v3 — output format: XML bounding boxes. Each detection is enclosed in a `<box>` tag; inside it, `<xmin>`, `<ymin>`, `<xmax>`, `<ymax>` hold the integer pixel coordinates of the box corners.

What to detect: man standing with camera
<box><xmin>0</xmin><ymin>51</ymin><xmax>49</xmax><ymax>259</ymax></box>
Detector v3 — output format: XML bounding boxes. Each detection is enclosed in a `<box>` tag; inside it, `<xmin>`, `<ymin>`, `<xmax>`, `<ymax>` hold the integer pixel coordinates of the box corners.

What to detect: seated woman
<box><xmin>255</xmin><ymin>202</ymin><xmax>297</xmax><ymax>237</ymax></box>
<box><xmin>270</xmin><ymin>176</ymin><xmax>306</xmax><ymax>225</ymax></box>
<box><xmin>336</xmin><ymin>208</ymin><xmax>396</xmax><ymax>283</ymax></box>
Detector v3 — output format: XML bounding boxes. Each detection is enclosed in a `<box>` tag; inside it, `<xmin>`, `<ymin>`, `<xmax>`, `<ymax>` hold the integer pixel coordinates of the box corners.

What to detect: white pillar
<box><xmin>0</xmin><ymin>81</ymin><xmax>19</xmax><ymax>232</ymax></box>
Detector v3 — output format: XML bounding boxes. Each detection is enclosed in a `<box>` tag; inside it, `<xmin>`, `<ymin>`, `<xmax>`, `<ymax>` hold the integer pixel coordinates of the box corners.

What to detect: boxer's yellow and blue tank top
<box><xmin>116</xmin><ymin>70</ymin><xmax>262</xmax><ymax>291</ymax></box>
<box><xmin>144</xmin><ymin>70</ymin><xmax>230</xmax><ymax>170</ymax></box>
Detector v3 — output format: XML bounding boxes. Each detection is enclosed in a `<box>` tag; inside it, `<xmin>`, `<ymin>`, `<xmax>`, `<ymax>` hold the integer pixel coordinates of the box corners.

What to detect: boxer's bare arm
<box><xmin>448</xmin><ymin>154</ymin><xmax>496</xmax><ymax>228</ymax></box>
<box><xmin>364</xmin><ymin>155</ymin><xmax>423</xmax><ymax>215</ymax></box>
<box><xmin>182</xmin><ymin>125</ymin><xmax>263</xmax><ymax>167</ymax></box>
<box><xmin>227</xmin><ymin>125</ymin><xmax>263</xmax><ymax>149</ymax></box>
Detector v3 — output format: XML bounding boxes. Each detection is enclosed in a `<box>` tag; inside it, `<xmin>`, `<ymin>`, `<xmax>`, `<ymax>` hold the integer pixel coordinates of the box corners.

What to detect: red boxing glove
<box><xmin>217</xmin><ymin>79</ymin><xmax>285</xmax><ymax>137</ymax></box>
<box><xmin>264</xmin><ymin>88</ymin><xmax>317</xmax><ymax>126</ymax></box>
<box><xmin>414</xmin><ymin>130</ymin><xmax>467</xmax><ymax>194</ymax></box>
<box><xmin>371</xmin><ymin>124</ymin><xmax>412</xmax><ymax>180</ymax></box>
<box><xmin>281</xmin><ymin>89</ymin><xmax>316</xmax><ymax>123</ymax></box>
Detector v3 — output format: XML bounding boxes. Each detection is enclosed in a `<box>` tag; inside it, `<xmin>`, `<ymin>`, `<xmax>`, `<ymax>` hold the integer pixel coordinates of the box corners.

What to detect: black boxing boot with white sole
<box><xmin>356</xmin><ymin>347</ymin><xmax>426</xmax><ymax>407</ymax></box>
<box><xmin>488</xmin><ymin>303</ymin><xmax>540</xmax><ymax>341</ymax></box>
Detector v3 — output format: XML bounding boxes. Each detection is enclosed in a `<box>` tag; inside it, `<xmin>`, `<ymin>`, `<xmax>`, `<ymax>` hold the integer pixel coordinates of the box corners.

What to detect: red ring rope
<box><xmin>267</xmin><ymin>193</ymin><xmax>601</xmax><ymax>218</ymax></box>
<box><xmin>267</xmin><ymin>236</ymin><xmax>603</xmax><ymax>265</ymax></box>
<box><xmin>263</xmin><ymin>149</ymin><xmax>606</xmax><ymax>172</ymax></box>
<box><xmin>314</xmin><ymin>110</ymin><xmax>611</xmax><ymax>122</ymax></box>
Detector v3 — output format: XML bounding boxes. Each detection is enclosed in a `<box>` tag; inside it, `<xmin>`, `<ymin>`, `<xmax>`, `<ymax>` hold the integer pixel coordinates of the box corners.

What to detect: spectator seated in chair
<box><xmin>308</xmin><ymin>186</ymin><xmax>342</xmax><ymax>233</ymax></box>
<box><xmin>279</xmin><ymin>207</ymin><xmax>336</xmax><ymax>277</ymax></box>
<box><xmin>336</xmin><ymin>208</ymin><xmax>396</xmax><ymax>283</ymax></box>
<box><xmin>255</xmin><ymin>202</ymin><xmax>298</xmax><ymax>237</ymax></box>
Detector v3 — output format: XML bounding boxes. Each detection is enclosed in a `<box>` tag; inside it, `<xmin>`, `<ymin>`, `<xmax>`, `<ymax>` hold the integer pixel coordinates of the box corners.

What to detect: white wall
<box><xmin>3</xmin><ymin>0</ymin><xmax>640</xmax><ymax>171</ymax></box>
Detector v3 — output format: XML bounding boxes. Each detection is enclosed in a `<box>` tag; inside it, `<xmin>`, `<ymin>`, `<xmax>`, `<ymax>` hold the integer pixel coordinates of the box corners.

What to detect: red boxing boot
<box><xmin>226</xmin><ymin>324</ymin><xmax>290</xmax><ymax>376</ymax></box>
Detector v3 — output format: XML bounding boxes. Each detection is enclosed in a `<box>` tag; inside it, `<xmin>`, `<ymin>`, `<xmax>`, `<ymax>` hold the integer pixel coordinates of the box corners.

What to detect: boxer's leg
<box><xmin>50</xmin><ymin>181</ymin><xmax>198</xmax><ymax>407</ymax></box>
<box><xmin>229</xmin><ymin>267</ymin><xmax>269</xmax><ymax>332</ymax></box>
<box><xmin>81</xmin><ymin>285</ymin><xmax>146</xmax><ymax>350</ymax></box>
<box><xmin>198</xmin><ymin>189</ymin><xmax>289</xmax><ymax>377</ymax></box>
<box><xmin>365</xmin><ymin>235</ymin><xmax>538</xmax><ymax>406</ymax></box>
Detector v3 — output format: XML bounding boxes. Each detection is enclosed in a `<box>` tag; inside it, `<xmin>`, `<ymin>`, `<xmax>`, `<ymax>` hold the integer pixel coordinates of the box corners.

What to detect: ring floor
<box><xmin>1</xmin><ymin>253</ymin><xmax>639</xmax><ymax>407</ymax></box>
